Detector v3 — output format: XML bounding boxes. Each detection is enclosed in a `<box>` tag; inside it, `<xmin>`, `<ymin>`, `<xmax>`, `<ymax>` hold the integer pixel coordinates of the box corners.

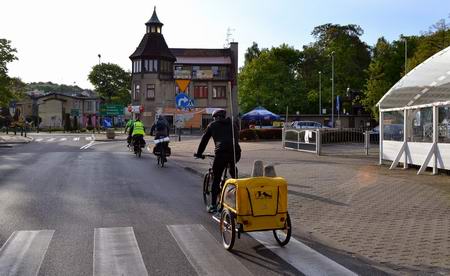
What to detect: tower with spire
<box><xmin>130</xmin><ymin>7</ymin><xmax>176</xmax><ymax>125</ymax></box>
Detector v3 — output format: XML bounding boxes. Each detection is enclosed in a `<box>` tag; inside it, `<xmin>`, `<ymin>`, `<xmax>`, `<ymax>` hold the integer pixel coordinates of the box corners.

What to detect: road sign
<box><xmin>100</xmin><ymin>104</ymin><xmax>124</xmax><ymax>116</ymax></box>
<box><xmin>175</xmin><ymin>93</ymin><xmax>194</xmax><ymax>109</ymax></box>
<box><xmin>71</xmin><ymin>109</ymin><xmax>80</xmax><ymax>116</ymax></box>
<box><xmin>175</xmin><ymin>80</ymin><xmax>190</xmax><ymax>92</ymax></box>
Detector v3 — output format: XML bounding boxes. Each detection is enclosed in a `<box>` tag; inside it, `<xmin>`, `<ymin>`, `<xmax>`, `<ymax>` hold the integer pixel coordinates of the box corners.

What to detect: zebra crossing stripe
<box><xmin>47</xmin><ymin>138</ymin><xmax>55</xmax><ymax>142</ymax></box>
<box><xmin>60</xmin><ymin>138</ymin><xmax>67</xmax><ymax>141</ymax></box>
<box><xmin>35</xmin><ymin>138</ymin><xmax>43</xmax><ymax>142</ymax></box>
<box><xmin>85</xmin><ymin>137</ymin><xmax>92</xmax><ymax>141</ymax></box>
<box><xmin>0</xmin><ymin>230</ymin><xmax>54</xmax><ymax>276</ymax></box>
<box><xmin>167</xmin><ymin>224</ymin><xmax>252</xmax><ymax>276</ymax></box>
<box><xmin>249</xmin><ymin>232</ymin><xmax>357</xmax><ymax>276</ymax></box>
<box><xmin>73</xmin><ymin>137</ymin><xmax>80</xmax><ymax>141</ymax></box>
<box><xmin>93</xmin><ymin>227</ymin><xmax>148</xmax><ymax>276</ymax></box>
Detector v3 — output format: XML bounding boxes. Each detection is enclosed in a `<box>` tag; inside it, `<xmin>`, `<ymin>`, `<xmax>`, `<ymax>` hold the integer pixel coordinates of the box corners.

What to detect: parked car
<box><xmin>373</xmin><ymin>124</ymin><xmax>404</xmax><ymax>141</ymax></box>
<box><xmin>290</xmin><ymin>121</ymin><xmax>327</xmax><ymax>129</ymax></box>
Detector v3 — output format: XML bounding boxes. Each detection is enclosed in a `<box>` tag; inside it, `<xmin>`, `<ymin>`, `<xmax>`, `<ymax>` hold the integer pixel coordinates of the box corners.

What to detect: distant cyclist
<box><xmin>131</xmin><ymin>116</ymin><xmax>145</xmax><ymax>152</ymax></box>
<box><xmin>150</xmin><ymin>115</ymin><xmax>170</xmax><ymax>161</ymax></box>
<box><xmin>124</xmin><ymin>118</ymin><xmax>135</xmax><ymax>148</ymax></box>
<box><xmin>194</xmin><ymin>109</ymin><xmax>241</xmax><ymax>213</ymax></box>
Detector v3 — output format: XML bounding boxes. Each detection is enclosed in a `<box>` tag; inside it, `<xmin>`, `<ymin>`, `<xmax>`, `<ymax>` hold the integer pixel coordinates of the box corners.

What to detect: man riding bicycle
<box><xmin>131</xmin><ymin>116</ymin><xmax>145</xmax><ymax>152</ymax></box>
<box><xmin>150</xmin><ymin>115</ymin><xmax>170</xmax><ymax>162</ymax></box>
<box><xmin>124</xmin><ymin>118</ymin><xmax>135</xmax><ymax>148</ymax></box>
<box><xmin>194</xmin><ymin>109</ymin><xmax>241</xmax><ymax>213</ymax></box>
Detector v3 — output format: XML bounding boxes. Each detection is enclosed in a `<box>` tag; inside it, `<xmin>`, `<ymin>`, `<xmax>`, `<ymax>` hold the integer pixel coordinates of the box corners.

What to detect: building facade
<box><xmin>129</xmin><ymin>8</ymin><xmax>238</xmax><ymax>129</ymax></box>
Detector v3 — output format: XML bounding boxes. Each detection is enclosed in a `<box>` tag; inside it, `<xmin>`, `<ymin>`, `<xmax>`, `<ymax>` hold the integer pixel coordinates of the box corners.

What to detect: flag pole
<box><xmin>228</xmin><ymin>81</ymin><xmax>238</xmax><ymax>179</ymax></box>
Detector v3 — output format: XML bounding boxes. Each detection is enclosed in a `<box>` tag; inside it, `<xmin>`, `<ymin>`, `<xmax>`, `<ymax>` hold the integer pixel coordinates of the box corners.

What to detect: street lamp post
<box><xmin>319</xmin><ymin>71</ymin><xmax>322</xmax><ymax>115</ymax></box>
<box><xmin>331</xmin><ymin>51</ymin><xmax>335</xmax><ymax>128</ymax></box>
<box><xmin>403</xmin><ymin>37</ymin><xmax>407</xmax><ymax>76</ymax></box>
<box><xmin>98</xmin><ymin>54</ymin><xmax>101</xmax><ymax>65</ymax></box>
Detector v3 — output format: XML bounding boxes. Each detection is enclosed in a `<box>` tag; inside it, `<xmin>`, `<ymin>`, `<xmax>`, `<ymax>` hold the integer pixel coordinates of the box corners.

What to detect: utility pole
<box><xmin>319</xmin><ymin>71</ymin><xmax>322</xmax><ymax>115</ymax></box>
<box><xmin>331</xmin><ymin>51</ymin><xmax>335</xmax><ymax>128</ymax></box>
<box><xmin>403</xmin><ymin>38</ymin><xmax>407</xmax><ymax>76</ymax></box>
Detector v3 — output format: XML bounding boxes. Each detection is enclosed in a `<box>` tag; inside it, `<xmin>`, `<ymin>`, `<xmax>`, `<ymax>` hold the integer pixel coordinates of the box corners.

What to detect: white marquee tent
<box><xmin>377</xmin><ymin>46</ymin><xmax>450</xmax><ymax>174</ymax></box>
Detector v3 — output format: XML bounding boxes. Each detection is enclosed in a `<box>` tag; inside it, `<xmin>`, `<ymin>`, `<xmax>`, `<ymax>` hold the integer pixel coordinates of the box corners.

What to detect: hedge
<box><xmin>239</xmin><ymin>128</ymin><xmax>282</xmax><ymax>141</ymax></box>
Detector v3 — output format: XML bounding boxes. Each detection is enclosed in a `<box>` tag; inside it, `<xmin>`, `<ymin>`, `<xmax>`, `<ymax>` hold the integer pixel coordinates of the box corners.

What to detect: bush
<box><xmin>240</xmin><ymin>129</ymin><xmax>259</xmax><ymax>141</ymax></box>
<box><xmin>239</xmin><ymin>128</ymin><xmax>282</xmax><ymax>141</ymax></box>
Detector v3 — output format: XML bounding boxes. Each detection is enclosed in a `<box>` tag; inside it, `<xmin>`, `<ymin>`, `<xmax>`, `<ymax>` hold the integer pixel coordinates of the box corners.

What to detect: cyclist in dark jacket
<box><xmin>151</xmin><ymin>115</ymin><xmax>171</xmax><ymax>161</ymax></box>
<box><xmin>195</xmin><ymin>109</ymin><xmax>241</xmax><ymax>213</ymax></box>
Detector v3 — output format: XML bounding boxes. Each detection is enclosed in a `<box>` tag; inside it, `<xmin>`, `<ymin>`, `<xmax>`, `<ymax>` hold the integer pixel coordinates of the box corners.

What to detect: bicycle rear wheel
<box><xmin>273</xmin><ymin>213</ymin><xmax>291</xmax><ymax>247</ymax></box>
<box><xmin>220</xmin><ymin>209</ymin><xmax>236</xmax><ymax>250</ymax></box>
<box><xmin>203</xmin><ymin>172</ymin><xmax>213</xmax><ymax>207</ymax></box>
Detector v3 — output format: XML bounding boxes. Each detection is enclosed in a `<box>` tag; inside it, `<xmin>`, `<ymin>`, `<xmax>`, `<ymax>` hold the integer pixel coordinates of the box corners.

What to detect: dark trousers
<box><xmin>132</xmin><ymin>134</ymin><xmax>145</xmax><ymax>150</ymax></box>
<box><xmin>211</xmin><ymin>152</ymin><xmax>241</xmax><ymax>205</ymax></box>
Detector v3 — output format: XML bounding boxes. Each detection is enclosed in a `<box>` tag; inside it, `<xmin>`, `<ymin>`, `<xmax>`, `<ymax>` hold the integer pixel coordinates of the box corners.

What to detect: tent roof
<box><xmin>242</xmin><ymin>106</ymin><xmax>280</xmax><ymax>120</ymax></box>
<box><xmin>377</xmin><ymin>46</ymin><xmax>450</xmax><ymax>111</ymax></box>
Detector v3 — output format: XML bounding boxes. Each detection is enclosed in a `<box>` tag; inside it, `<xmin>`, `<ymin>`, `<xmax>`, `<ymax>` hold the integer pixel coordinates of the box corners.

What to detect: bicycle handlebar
<box><xmin>193</xmin><ymin>153</ymin><xmax>215</xmax><ymax>159</ymax></box>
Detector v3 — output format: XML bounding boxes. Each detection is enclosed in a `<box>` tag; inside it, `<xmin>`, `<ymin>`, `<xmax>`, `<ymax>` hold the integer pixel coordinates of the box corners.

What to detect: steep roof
<box><xmin>146</xmin><ymin>7</ymin><xmax>162</xmax><ymax>26</ymax></box>
<box><xmin>129</xmin><ymin>33</ymin><xmax>175</xmax><ymax>61</ymax></box>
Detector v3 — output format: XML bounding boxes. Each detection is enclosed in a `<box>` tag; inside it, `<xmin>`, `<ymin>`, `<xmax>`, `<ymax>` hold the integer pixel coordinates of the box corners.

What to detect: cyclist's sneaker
<box><xmin>206</xmin><ymin>204</ymin><xmax>217</xmax><ymax>213</ymax></box>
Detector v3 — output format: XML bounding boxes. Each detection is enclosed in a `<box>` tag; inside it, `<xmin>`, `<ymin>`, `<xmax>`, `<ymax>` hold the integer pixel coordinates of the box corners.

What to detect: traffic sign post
<box><xmin>99</xmin><ymin>104</ymin><xmax>124</xmax><ymax>116</ymax></box>
<box><xmin>175</xmin><ymin>93</ymin><xmax>194</xmax><ymax>110</ymax></box>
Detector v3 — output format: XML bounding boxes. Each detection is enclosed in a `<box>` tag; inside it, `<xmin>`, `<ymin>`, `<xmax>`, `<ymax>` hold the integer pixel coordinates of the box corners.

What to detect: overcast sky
<box><xmin>1</xmin><ymin>0</ymin><xmax>449</xmax><ymax>89</ymax></box>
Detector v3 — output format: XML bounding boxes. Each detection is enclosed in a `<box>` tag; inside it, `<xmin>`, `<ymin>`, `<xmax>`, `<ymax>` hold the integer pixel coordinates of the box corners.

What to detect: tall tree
<box><xmin>88</xmin><ymin>63</ymin><xmax>131</xmax><ymax>105</ymax></box>
<box><xmin>239</xmin><ymin>44</ymin><xmax>301</xmax><ymax>114</ymax></box>
<box><xmin>0</xmin><ymin>39</ymin><xmax>21</xmax><ymax>107</ymax></box>
<box><xmin>244</xmin><ymin>42</ymin><xmax>261</xmax><ymax>65</ymax></box>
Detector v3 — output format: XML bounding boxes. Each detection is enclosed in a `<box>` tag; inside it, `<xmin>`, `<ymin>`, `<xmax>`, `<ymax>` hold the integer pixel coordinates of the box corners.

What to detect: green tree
<box><xmin>244</xmin><ymin>42</ymin><xmax>261</xmax><ymax>65</ymax></box>
<box><xmin>88</xmin><ymin>63</ymin><xmax>131</xmax><ymax>105</ymax></box>
<box><xmin>239</xmin><ymin>44</ymin><xmax>301</xmax><ymax>114</ymax></box>
<box><xmin>0</xmin><ymin>39</ymin><xmax>22</xmax><ymax>107</ymax></box>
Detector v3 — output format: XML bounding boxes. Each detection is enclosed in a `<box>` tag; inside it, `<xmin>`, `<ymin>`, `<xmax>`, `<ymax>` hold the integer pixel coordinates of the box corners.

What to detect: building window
<box><xmin>192</xmin><ymin>66</ymin><xmax>200</xmax><ymax>78</ymax></box>
<box><xmin>134</xmin><ymin>84</ymin><xmax>140</xmax><ymax>100</ymax></box>
<box><xmin>212</xmin><ymin>66</ymin><xmax>219</xmax><ymax>77</ymax></box>
<box><xmin>194</xmin><ymin>86</ymin><xmax>208</xmax><ymax>98</ymax></box>
<box><xmin>86</xmin><ymin>101</ymin><xmax>93</xmax><ymax>112</ymax></box>
<box><xmin>154</xmin><ymin>60</ymin><xmax>158</xmax><ymax>72</ymax></box>
<box><xmin>212</xmin><ymin>86</ymin><xmax>226</xmax><ymax>99</ymax></box>
<box><xmin>133</xmin><ymin>60</ymin><xmax>142</xmax><ymax>73</ymax></box>
<box><xmin>157</xmin><ymin>26</ymin><xmax>161</xmax><ymax>33</ymax></box>
<box><xmin>151</xmin><ymin>26</ymin><xmax>156</xmax><ymax>33</ymax></box>
<box><xmin>146</xmin><ymin>84</ymin><xmax>155</xmax><ymax>100</ymax></box>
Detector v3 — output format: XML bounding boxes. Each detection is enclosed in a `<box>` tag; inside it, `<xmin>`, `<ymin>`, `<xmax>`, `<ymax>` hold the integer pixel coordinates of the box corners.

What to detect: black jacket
<box><xmin>196</xmin><ymin>117</ymin><xmax>241</xmax><ymax>156</ymax></box>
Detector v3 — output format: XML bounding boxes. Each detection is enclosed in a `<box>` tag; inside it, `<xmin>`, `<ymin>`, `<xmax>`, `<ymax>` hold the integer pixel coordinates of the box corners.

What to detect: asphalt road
<box><xmin>0</xmin><ymin>134</ymin><xmax>390</xmax><ymax>276</ymax></box>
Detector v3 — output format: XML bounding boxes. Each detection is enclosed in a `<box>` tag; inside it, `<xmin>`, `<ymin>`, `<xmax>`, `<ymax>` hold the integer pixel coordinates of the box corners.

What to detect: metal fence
<box><xmin>282</xmin><ymin>128</ymin><xmax>319</xmax><ymax>154</ymax></box>
<box><xmin>282</xmin><ymin>127</ymin><xmax>379</xmax><ymax>155</ymax></box>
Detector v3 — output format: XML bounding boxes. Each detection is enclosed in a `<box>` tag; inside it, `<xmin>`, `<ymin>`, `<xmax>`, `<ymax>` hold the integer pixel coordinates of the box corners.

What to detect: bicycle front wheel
<box><xmin>203</xmin><ymin>172</ymin><xmax>212</xmax><ymax>207</ymax></box>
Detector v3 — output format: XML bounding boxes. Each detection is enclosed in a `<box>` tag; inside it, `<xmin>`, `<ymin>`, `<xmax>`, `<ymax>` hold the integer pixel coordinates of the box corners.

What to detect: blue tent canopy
<box><xmin>241</xmin><ymin>106</ymin><xmax>280</xmax><ymax>121</ymax></box>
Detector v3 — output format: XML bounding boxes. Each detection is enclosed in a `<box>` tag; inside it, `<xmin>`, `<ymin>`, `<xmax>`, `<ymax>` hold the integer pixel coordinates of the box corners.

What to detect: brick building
<box><xmin>129</xmin><ymin>8</ymin><xmax>238</xmax><ymax>129</ymax></box>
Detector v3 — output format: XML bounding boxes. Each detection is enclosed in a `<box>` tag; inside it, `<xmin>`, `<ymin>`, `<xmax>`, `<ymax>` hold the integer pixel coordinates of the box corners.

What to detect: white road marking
<box><xmin>80</xmin><ymin>141</ymin><xmax>95</xmax><ymax>150</ymax></box>
<box><xmin>85</xmin><ymin>137</ymin><xmax>93</xmax><ymax>141</ymax></box>
<box><xmin>249</xmin><ymin>232</ymin><xmax>357</xmax><ymax>276</ymax></box>
<box><xmin>59</xmin><ymin>138</ymin><xmax>67</xmax><ymax>141</ymax></box>
<box><xmin>73</xmin><ymin>137</ymin><xmax>80</xmax><ymax>141</ymax></box>
<box><xmin>35</xmin><ymin>138</ymin><xmax>43</xmax><ymax>142</ymax></box>
<box><xmin>0</xmin><ymin>230</ymin><xmax>54</xmax><ymax>276</ymax></box>
<box><xmin>47</xmin><ymin>138</ymin><xmax>55</xmax><ymax>142</ymax></box>
<box><xmin>167</xmin><ymin>224</ymin><xmax>252</xmax><ymax>276</ymax></box>
<box><xmin>438</xmin><ymin>75</ymin><xmax>446</xmax><ymax>81</ymax></box>
<box><xmin>93</xmin><ymin>227</ymin><xmax>148</xmax><ymax>276</ymax></box>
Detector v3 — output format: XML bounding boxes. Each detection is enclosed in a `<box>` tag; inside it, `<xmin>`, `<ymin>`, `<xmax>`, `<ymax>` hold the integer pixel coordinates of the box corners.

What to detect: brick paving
<box><xmin>167</xmin><ymin>138</ymin><xmax>450</xmax><ymax>275</ymax></box>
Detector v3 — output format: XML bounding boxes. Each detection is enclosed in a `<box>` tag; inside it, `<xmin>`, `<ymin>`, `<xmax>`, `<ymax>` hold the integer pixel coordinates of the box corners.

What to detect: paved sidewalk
<box><xmin>168</xmin><ymin>138</ymin><xmax>450</xmax><ymax>275</ymax></box>
<box><xmin>0</xmin><ymin>134</ymin><xmax>33</xmax><ymax>144</ymax></box>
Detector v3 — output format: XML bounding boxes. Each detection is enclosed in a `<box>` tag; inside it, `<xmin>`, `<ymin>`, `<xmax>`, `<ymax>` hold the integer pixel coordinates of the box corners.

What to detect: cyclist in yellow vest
<box><xmin>132</xmin><ymin>117</ymin><xmax>146</xmax><ymax>151</ymax></box>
